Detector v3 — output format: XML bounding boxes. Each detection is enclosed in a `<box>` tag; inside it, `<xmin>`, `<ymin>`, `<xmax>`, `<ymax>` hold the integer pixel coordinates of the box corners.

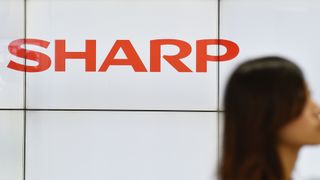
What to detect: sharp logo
<box><xmin>7</xmin><ymin>38</ymin><xmax>239</xmax><ymax>73</ymax></box>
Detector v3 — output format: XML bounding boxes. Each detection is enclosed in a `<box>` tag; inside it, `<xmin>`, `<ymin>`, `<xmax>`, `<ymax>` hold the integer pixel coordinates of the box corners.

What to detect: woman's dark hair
<box><xmin>219</xmin><ymin>56</ymin><xmax>307</xmax><ymax>180</ymax></box>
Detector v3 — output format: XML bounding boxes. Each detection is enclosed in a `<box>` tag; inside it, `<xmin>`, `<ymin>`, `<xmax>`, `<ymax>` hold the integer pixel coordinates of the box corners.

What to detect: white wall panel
<box><xmin>25</xmin><ymin>0</ymin><xmax>218</xmax><ymax>110</ymax></box>
<box><xmin>220</xmin><ymin>2</ymin><xmax>320</xmax><ymax>177</ymax></box>
<box><xmin>26</xmin><ymin>111</ymin><xmax>218</xmax><ymax>180</ymax></box>
<box><xmin>220</xmin><ymin>0</ymin><xmax>320</xmax><ymax>110</ymax></box>
<box><xmin>0</xmin><ymin>111</ymin><xmax>24</xmax><ymax>180</ymax></box>
<box><xmin>294</xmin><ymin>145</ymin><xmax>320</xmax><ymax>179</ymax></box>
<box><xmin>0</xmin><ymin>0</ymin><xmax>24</xmax><ymax>108</ymax></box>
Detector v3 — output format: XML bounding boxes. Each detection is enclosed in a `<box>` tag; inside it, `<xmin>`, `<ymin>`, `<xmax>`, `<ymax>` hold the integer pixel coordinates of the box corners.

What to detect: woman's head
<box><xmin>220</xmin><ymin>56</ymin><xmax>320</xmax><ymax>179</ymax></box>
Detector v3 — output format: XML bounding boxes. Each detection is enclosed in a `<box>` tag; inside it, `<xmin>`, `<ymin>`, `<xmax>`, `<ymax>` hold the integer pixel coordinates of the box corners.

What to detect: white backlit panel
<box><xmin>25</xmin><ymin>0</ymin><xmax>218</xmax><ymax>110</ymax></box>
<box><xmin>0</xmin><ymin>0</ymin><xmax>24</xmax><ymax>108</ymax></box>
<box><xmin>293</xmin><ymin>145</ymin><xmax>320</xmax><ymax>179</ymax></box>
<box><xmin>220</xmin><ymin>0</ymin><xmax>320</xmax><ymax>110</ymax></box>
<box><xmin>0</xmin><ymin>111</ymin><xmax>24</xmax><ymax>180</ymax></box>
<box><xmin>26</xmin><ymin>111</ymin><xmax>218</xmax><ymax>180</ymax></box>
<box><xmin>220</xmin><ymin>1</ymin><xmax>320</xmax><ymax>178</ymax></box>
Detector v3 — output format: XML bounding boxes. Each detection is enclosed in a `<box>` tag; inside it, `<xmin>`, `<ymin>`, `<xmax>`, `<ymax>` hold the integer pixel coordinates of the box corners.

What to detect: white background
<box><xmin>0</xmin><ymin>0</ymin><xmax>24</xmax><ymax>108</ymax></box>
<box><xmin>26</xmin><ymin>111</ymin><xmax>218</xmax><ymax>180</ymax></box>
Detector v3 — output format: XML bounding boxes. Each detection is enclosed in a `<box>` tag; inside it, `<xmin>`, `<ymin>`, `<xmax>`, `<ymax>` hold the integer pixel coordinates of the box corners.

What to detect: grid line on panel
<box><xmin>217</xmin><ymin>0</ymin><xmax>221</xmax><ymax>112</ymax></box>
<box><xmin>0</xmin><ymin>109</ymin><xmax>28</xmax><ymax>111</ymax></box>
<box><xmin>23</xmin><ymin>0</ymin><xmax>27</xmax><ymax>179</ymax></box>
<box><xmin>217</xmin><ymin>0</ymin><xmax>222</xmax><ymax>172</ymax></box>
<box><xmin>23</xmin><ymin>108</ymin><xmax>223</xmax><ymax>113</ymax></box>
<box><xmin>23</xmin><ymin>2</ymin><xmax>27</xmax><ymax>108</ymax></box>
<box><xmin>0</xmin><ymin>108</ymin><xmax>225</xmax><ymax>112</ymax></box>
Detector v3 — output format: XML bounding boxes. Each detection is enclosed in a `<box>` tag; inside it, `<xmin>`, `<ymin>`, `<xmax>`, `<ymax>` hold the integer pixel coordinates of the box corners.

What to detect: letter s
<box><xmin>7</xmin><ymin>39</ymin><xmax>51</xmax><ymax>72</ymax></box>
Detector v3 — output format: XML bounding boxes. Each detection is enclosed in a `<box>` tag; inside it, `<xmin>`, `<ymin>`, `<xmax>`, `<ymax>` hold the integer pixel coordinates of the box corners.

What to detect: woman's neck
<box><xmin>277</xmin><ymin>143</ymin><xmax>300</xmax><ymax>180</ymax></box>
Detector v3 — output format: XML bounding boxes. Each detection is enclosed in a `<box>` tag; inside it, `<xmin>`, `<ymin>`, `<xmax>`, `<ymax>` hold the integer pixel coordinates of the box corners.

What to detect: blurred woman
<box><xmin>219</xmin><ymin>56</ymin><xmax>320</xmax><ymax>180</ymax></box>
